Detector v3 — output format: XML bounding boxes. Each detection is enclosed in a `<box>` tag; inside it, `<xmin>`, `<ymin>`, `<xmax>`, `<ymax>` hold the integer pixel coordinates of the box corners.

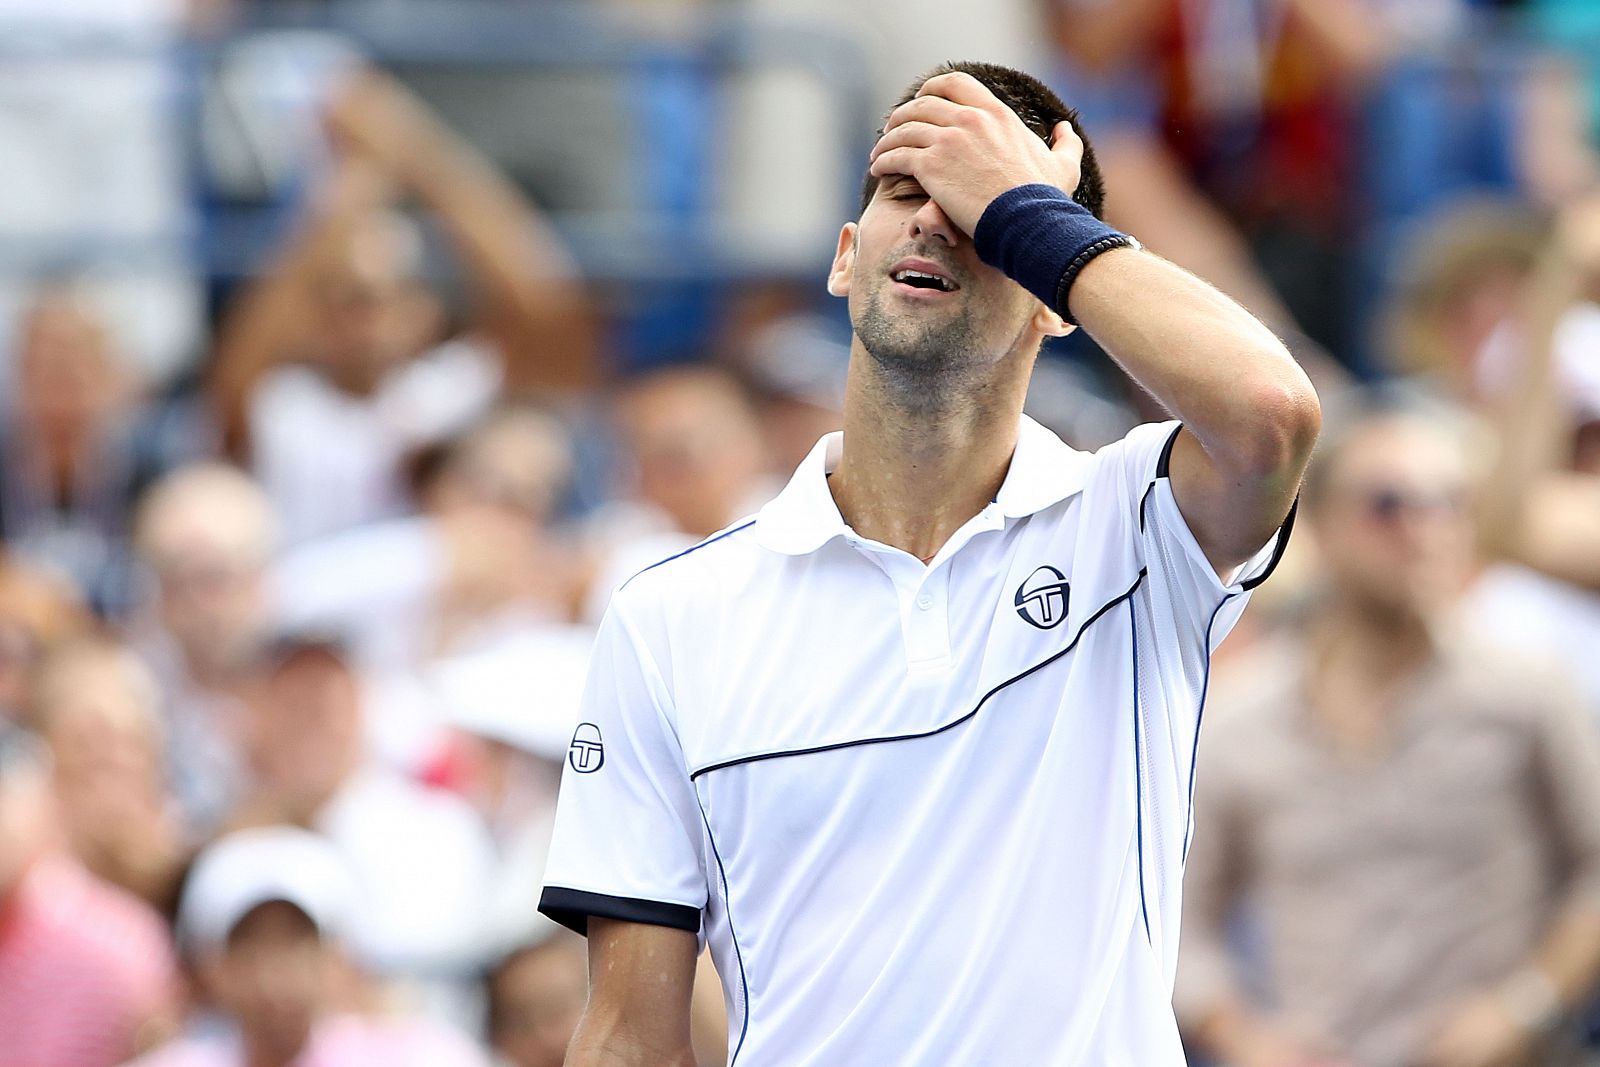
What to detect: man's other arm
<box><xmin>566</xmin><ymin>918</ymin><xmax>700</xmax><ymax>1067</ymax></box>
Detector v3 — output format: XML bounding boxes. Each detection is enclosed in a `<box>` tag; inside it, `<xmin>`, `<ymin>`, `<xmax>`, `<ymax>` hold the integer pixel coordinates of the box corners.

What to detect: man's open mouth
<box><xmin>890</xmin><ymin>265</ymin><xmax>959</xmax><ymax>293</ymax></box>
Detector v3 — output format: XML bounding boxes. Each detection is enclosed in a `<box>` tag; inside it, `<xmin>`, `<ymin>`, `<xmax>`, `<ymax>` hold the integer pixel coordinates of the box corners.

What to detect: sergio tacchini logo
<box><xmin>568</xmin><ymin>723</ymin><xmax>605</xmax><ymax>773</ymax></box>
<box><xmin>1014</xmin><ymin>565</ymin><xmax>1071</xmax><ymax>629</ymax></box>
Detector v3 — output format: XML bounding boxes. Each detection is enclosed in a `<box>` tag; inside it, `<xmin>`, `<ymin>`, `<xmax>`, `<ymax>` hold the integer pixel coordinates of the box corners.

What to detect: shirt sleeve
<box><xmin>539</xmin><ymin>597</ymin><xmax>709</xmax><ymax>937</ymax></box>
<box><xmin>1107</xmin><ymin>421</ymin><xmax>1295</xmax><ymax>641</ymax></box>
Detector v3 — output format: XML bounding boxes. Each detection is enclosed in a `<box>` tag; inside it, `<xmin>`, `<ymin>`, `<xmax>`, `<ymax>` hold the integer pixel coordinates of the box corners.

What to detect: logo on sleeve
<box><xmin>568</xmin><ymin>723</ymin><xmax>605</xmax><ymax>774</ymax></box>
<box><xmin>1014</xmin><ymin>565</ymin><xmax>1071</xmax><ymax>629</ymax></box>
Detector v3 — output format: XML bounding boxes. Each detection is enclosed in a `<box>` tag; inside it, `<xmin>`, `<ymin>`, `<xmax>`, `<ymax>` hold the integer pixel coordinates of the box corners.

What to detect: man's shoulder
<box><xmin>610</xmin><ymin>516</ymin><xmax>766</xmax><ymax>611</ymax></box>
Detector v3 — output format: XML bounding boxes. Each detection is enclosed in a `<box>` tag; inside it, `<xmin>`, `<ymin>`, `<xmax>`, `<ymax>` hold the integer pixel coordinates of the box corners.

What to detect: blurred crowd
<box><xmin>0</xmin><ymin>1</ymin><xmax>1599</xmax><ymax>1067</ymax></box>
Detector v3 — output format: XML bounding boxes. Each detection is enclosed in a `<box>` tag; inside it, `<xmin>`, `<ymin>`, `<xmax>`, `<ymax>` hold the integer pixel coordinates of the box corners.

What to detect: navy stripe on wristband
<box><xmin>972</xmin><ymin>184</ymin><xmax>1134</xmax><ymax>324</ymax></box>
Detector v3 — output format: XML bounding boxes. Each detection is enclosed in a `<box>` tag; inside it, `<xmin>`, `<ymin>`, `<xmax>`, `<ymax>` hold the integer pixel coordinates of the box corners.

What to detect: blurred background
<box><xmin>0</xmin><ymin>0</ymin><xmax>1598</xmax><ymax>1065</ymax></box>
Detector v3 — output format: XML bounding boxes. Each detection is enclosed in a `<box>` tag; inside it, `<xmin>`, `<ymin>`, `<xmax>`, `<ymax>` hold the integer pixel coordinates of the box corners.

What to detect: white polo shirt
<box><xmin>540</xmin><ymin>416</ymin><xmax>1291</xmax><ymax>1066</ymax></box>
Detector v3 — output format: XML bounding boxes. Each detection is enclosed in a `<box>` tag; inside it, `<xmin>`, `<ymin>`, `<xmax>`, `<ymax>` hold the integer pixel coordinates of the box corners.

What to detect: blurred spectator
<box><xmin>271</xmin><ymin>405</ymin><xmax>580</xmax><ymax>676</ymax></box>
<box><xmin>436</xmin><ymin>630</ymin><xmax>584</xmax><ymax>954</ymax></box>
<box><xmin>0</xmin><ymin>726</ymin><xmax>180</xmax><ymax>1067</ymax></box>
<box><xmin>1384</xmin><ymin>199</ymin><xmax>1546</xmax><ymax>398</ymax></box>
<box><xmin>0</xmin><ymin>552</ymin><xmax>92</xmax><ymax>725</ymax></box>
<box><xmin>737</xmin><ymin>313</ymin><xmax>850</xmax><ymax>473</ymax></box>
<box><xmin>127</xmin><ymin>825</ymin><xmax>488</xmax><ymax>1067</ymax></box>
<box><xmin>30</xmin><ymin>639</ymin><xmax>188</xmax><ymax>914</ymax></box>
<box><xmin>230</xmin><ymin>636</ymin><xmax>497</xmax><ymax>989</ymax></box>
<box><xmin>131</xmin><ymin>463</ymin><xmax>278</xmax><ymax>836</ymax></box>
<box><xmin>1</xmin><ymin>286</ymin><xmax>207</xmax><ymax>616</ymax></box>
<box><xmin>266</xmin><ymin>406</ymin><xmax>585</xmax><ymax>775</ymax></box>
<box><xmin>484</xmin><ymin>933</ymin><xmax>587</xmax><ymax>1067</ymax></box>
<box><xmin>1177</xmin><ymin>403</ymin><xmax>1600</xmax><ymax>1067</ymax></box>
<box><xmin>1475</xmin><ymin>191</ymin><xmax>1600</xmax><ymax>592</ymax></box>
<box><xmin>583</xmin><ymin>366</ymin><xmax>774</xmax><ymax>621</ymax></box>
<box><xmin>1396</xmin><ymin>193</ymin><xmax>1600</xmax><ymax>714</ymax></box>
<box><xmin>0</xmin><ymin>0</ymin><xmax>202</xmax><ymax>385</ymax></box>
<box><xmin>210</xmin><ymin>65</ymin><xmax>595</xmax><ymax>546</ymax></box>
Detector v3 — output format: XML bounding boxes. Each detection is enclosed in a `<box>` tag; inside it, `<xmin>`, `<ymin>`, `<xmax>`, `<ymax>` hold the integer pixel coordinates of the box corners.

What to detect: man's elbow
<box><xmin>1226</xmin><ymin>371</ymin><xmax>1322</xmax><ymax>483</ymax></box>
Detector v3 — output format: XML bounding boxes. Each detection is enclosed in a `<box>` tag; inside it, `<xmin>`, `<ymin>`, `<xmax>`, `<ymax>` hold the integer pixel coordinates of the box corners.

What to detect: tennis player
<box><xmin>540</xmin><ymin>61</ymin><xmax>1320</xmax><ymax>1066</ymax></box>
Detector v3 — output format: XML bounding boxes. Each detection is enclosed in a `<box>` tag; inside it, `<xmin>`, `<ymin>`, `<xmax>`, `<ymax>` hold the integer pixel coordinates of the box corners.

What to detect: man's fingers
<box><xmin>1050</xmin><ymin>120</ymin><xmax>1083</xmax><ymax>155</ymax></box>
<box><xmin>867</xmin><ymin>146</ymin><xmax>922</xmax><ymax>179</ymax></box>
<box><xmin>915</xmin><ymin>70</ymin><xmax>1001</xmax><ymax>111</ymax></box>
<box><xmin>869</xmin><ymin>121</ymin><xmax>943</xmax><ymax>163</ymax></box>
<box><xmin>882</xmin><ymin>94</ymin><xmax>971</xmax><ymax>134</ymax></box>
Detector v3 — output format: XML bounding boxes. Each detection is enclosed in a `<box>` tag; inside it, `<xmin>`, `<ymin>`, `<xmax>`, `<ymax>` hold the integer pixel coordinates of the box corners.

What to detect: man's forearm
<box><xmin>398</xmin><ymin>122</ymin><xmax>597</xmax><ymax>391</ymax></box>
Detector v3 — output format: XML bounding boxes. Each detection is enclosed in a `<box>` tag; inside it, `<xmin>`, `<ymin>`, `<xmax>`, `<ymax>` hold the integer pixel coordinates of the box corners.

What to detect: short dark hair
<box><xmin>860</xmin><ymin>61</ymin><xmax>1106</xmax><ymax>220</ymax></box>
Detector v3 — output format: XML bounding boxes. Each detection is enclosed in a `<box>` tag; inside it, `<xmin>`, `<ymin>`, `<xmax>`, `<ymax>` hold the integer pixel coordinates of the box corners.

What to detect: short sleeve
<box><xmin>538</xmin><ymin>599</ymin><xmax>709</xmax><ymax>937</ymax></box>
<box><xmin>1102</xmin><ymin>421</ymin><xmax>1293</xmax><ymax>645</ymax></box>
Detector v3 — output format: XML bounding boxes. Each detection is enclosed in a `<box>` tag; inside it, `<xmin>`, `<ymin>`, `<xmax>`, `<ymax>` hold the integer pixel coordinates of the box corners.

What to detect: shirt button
<box><xmin>917</xmin><ymin>595</ymin><xmax>933</xmax><ymax>610</ymax></box>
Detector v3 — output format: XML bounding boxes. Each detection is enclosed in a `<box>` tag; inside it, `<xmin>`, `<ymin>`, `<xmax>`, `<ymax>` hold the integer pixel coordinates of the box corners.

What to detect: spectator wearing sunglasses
<box><xmin>1175</xmin><ymin>400</ymin><xmax>1600</xmax><ymax>1067</ymax></box>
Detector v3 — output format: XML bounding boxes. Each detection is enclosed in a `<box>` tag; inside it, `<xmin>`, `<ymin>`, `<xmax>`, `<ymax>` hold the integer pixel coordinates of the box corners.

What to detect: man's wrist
<box><xmin>972</xmin><ymin>184</ymin><xmax>1138</xmax><ymax>324</ymax></box>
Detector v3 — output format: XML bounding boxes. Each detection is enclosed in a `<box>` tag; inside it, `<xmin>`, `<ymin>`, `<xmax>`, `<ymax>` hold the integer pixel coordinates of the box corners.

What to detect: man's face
<box><xmin>829</xmin><ymin>174</ymin><xmax>1048</xmax><ymax>396</ymax></box>
<box><xmin>152</xmin><ymin>545</ymin><xmax>267</xmax><ymax>673</ymax></box>
<box><xmin>249</xmin><ymin>649</ymin><xmax>362</xmax><ymax>815</ymax></box>
<box><xmin>205</xmin><ymin>901</ymin><xmax>333</xmax><ymax>1062</ymax></box>
<box><xmin>311</xmin><ymin>219</ymin><xmax>437</xmax><ymax>391</ymax></box>
<box><xmin>1311</xmin><ymin>419</ymin><xmax>1475</xmax><ymax>617</ymax></box>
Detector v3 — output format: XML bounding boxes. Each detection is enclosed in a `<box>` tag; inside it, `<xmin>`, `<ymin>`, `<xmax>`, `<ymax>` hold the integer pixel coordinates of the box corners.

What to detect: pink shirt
<box><xmin>124</xmin><ymin>1015</ymin><xmax>489</xmax><ymax>1067</ymax></box>
<box><xmin>0</xmin><ymin>858</ymin><xmax>178</xmax><ymax>1067</ymax></box>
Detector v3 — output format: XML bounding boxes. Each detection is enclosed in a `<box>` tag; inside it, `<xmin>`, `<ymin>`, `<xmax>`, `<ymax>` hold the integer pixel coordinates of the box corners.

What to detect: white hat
<box><xmin>178</xmin><ymin>826</ymin><xmax>358</xmax><ymax>954</ymax></box>
<box><xmin>431</xmin><ymin>625</ymin><xmax>594</xmax><ymax>761</ymax></box>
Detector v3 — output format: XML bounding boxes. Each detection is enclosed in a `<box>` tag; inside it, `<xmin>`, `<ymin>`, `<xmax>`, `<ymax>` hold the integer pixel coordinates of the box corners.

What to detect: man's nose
<box><xmin>909</xmin><ymin>199</ymin><xmax>959</xmax><ymax>246</ymax></box>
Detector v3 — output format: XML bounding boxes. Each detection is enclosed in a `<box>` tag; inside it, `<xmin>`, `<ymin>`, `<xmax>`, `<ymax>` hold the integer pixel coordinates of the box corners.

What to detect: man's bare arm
<box><xmin>566</xmin><ymin>918</ymin><xmax>699</xmax><ymax>1067</ymax></box>
<box><xmin>1479</xmin><ymin>193</ymin><xmax>1600</xmax><ymax>593</ymax></box>
<box><xmin>325</xmin><ymin>69</ymin><xmax>597</xmax><ymax>394</ymax></box>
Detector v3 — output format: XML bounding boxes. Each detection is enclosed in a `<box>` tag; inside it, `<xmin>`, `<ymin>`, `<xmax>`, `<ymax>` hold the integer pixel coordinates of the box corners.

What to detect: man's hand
<box><xmin>867</xmin><ymin>71</ymin><xmax>1082</xmax><ymax>236</ymax></box>
<box><xmin>1420</xmin><ymin>993</ymin><xmax>1537</xmax><ymax>1067</ymax></box>
<box><xmin>324</xmin><ymin>67</ymin><xmax>446</xmax><ymax>182</ymax></box>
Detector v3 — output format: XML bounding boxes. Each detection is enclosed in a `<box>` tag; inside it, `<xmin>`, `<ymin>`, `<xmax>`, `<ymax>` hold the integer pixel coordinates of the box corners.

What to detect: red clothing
<box><xmin>0</xmin><ymin>858</ymin><xmax>178</xmax><ymax>1067</ymax></box>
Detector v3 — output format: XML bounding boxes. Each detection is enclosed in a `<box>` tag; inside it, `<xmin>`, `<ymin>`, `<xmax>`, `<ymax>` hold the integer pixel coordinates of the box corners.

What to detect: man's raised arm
<box><xmin>869</xmin><ymin>71</ymin><xmax>1320</xmax><ymax>575</ymax></box>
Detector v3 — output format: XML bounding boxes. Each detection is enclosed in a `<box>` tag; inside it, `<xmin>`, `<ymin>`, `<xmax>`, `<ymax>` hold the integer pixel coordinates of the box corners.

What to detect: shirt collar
<box><xmin>753</xmin><ymin>414</ymin><xmax>1094</xmax><ymax>557</ymax></box>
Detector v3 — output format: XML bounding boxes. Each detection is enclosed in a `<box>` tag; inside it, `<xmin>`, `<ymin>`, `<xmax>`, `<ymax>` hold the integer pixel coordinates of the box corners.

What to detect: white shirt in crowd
<box><xmin>250</xmin><ymin>339</ymin><xmax>500</xmax><ymax>545</ymax></box>
<box><xmin>318</xmin><ymin>766</ymin><xmax>498</xmax><ymax>978</ymax></box>
<box><xmin>541</xmin><ymin>417</ymin><xmax>1289</xmax><ymax>1066</ymax></box>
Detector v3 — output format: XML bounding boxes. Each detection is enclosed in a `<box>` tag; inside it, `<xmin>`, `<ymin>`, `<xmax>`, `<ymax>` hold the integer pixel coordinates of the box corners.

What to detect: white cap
<box><xmin>431</xmin><ymin>625</ymin><xmax>594</xmax><ymax>761</ymax></box>
<box><xmin>178</xmin><ymin>826</ymin><xmax>358</xmax><ymax>954</ymax></box>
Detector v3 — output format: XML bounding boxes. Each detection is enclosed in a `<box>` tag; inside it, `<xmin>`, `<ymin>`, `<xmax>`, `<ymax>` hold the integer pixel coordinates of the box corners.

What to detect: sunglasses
<box><xmin>1352</xmin><ymin>485</ymin><xmax>1468</xmax><ymax>523</ymax></box>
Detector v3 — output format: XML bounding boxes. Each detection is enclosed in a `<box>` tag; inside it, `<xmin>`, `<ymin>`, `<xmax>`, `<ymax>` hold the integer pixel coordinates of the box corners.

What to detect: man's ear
<box><xmin>826</xmin><ymin>223</ymin><xmax>857</xmax><ymax>298</ymax></box>
<box><xmin>1031</xmin><ymin>301</ymin><xmax>1073</xmax><ymax>338</ymax></box>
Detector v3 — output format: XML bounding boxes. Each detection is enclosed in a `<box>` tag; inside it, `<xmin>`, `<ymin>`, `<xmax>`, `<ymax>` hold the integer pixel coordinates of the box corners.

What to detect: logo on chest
<box><xmin>1014</xmin><ymin>565</ymin><xmax>1071</xmax><ymax>629</ymax></box>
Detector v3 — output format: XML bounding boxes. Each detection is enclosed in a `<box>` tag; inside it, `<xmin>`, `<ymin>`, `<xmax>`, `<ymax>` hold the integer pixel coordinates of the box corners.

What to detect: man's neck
<box><xmin>1304</xmin><ymin>595</ymin><xmax>1440</xmax><ymax>750</ymax></box>
<box><xmin>828</xmin><ymin>349</ymin><xmax>1031</xmax><ymax>562</ymax></box>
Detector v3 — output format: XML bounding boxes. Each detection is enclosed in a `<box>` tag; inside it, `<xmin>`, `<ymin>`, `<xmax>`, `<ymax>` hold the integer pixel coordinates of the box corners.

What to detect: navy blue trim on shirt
<box><xmin>689</xmin><ymin>568</ymin><xmax>1150</xmax><ymax>781</ymax></box>
<box><xmin>1155</xmin><ymin>423</ymin><xmax>1181</xmax><ymax>480</ymax></box>
<box><xmin>1142</xmin><ymin>423</ymin><xmax>1298</xmax><ymax>590</ymax></box>
<box><xmin>694</xmin><ymin>797</ymin><xmax>751</xmax><ymax>1065</ymax></box>
<box><xmin>1240</xmin><ymin>497</ymin><xmax>1297</xmax><ymax>591</ymax></box>
<box><xmin>619</xmin><ymin>519</ymin><xmax>758</xmax><ymax>593</ymax></box>
<box><xmin>538</xmin><ymin>886</ymin><xmax>701</xmax><ymax>936</ymax></box>
<box><xmin>1129</xmin><ymin>599</ymin><xmax>1151</xmax><ymax>945</ymax></box>
<box><xmin>1180</xmin><ymin>594</ymin><xmax>1238</xmax><ymax>863</ymax></box>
